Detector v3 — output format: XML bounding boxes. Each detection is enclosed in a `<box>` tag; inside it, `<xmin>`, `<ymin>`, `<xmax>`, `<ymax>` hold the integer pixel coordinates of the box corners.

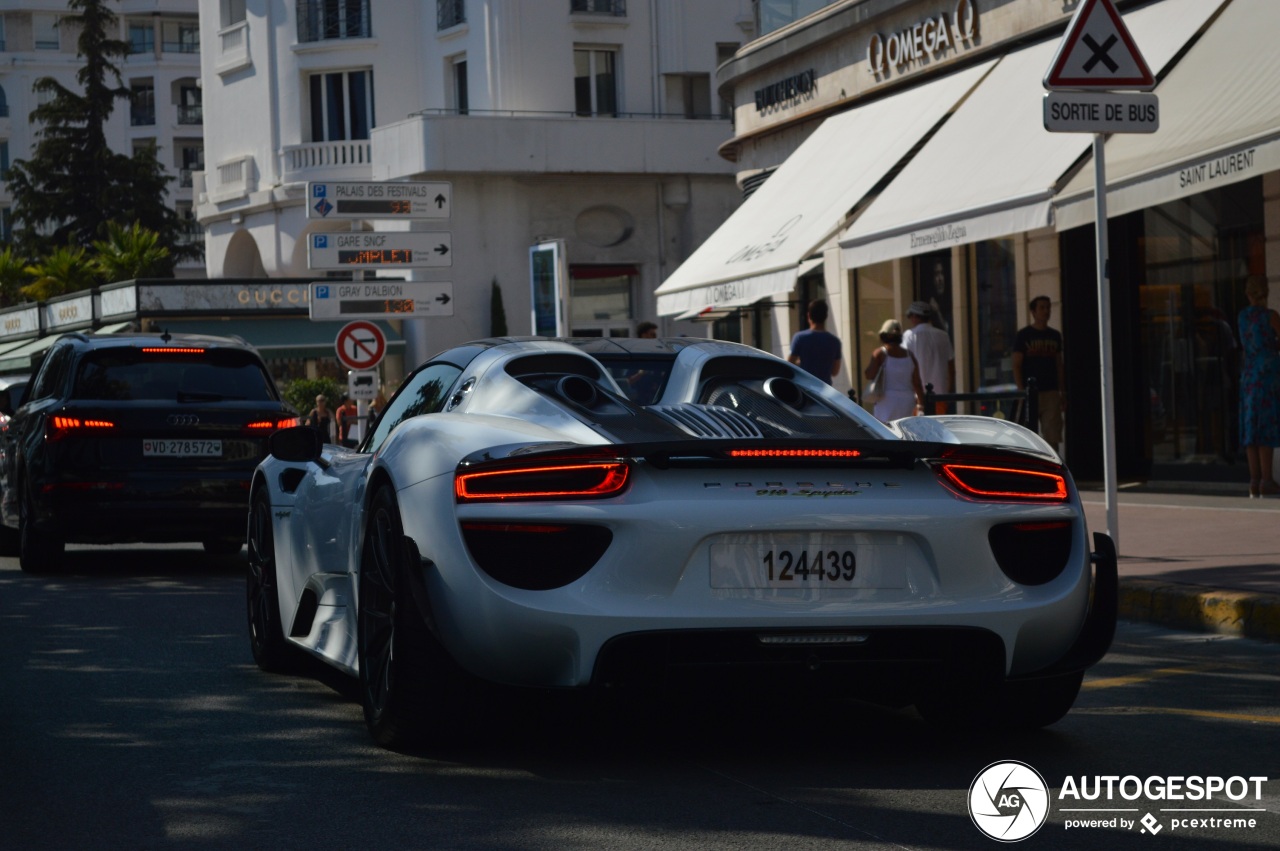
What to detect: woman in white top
<box><xmin>864</xmin><ymin>319</ymin><xmax>924</xmax><ymax>423</ymax></box>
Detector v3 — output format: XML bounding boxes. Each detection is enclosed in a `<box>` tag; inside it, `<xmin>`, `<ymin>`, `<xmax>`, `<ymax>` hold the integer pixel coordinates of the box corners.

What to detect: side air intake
<box><xmin>648</xmin><ymin>404</ymin><xmax>764</xmax><ymax>439</ymax></box>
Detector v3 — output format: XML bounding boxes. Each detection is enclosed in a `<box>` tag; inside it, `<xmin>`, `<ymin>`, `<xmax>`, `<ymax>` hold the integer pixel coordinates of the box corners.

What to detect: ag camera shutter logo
<box><xmin>969</xmin><ymin>761</ymin><xmax>1051</xmax><ymax>842</ymax></box>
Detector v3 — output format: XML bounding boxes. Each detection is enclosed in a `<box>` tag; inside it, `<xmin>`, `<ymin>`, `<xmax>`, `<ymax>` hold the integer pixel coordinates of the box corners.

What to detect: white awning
<box><xmin>1054</xmin><ymin>0</ymin><xmax>1280</xmax><ymax>231</ymax></box>
<box><xmin>654</xmin><ymin>61</ymin><xmax>995</xmax><ymax>317</ymax></box>
<box><xmin>839</xmin><ymin>0</ymin><xmax>1224</xmax><ymax>268</ymax></box>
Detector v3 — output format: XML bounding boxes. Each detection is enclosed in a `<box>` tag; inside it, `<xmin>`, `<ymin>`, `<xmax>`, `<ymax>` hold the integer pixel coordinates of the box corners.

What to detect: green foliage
<box><xmin>0</xmin><ymin>248</ymin><xmax>31</xmax><ymax>308</ymax></box>
<box><xmin>22</xmin><ymin>246</ymin><xmax>100</xmax><ymax>302</ymax></box>
<box><xmin>490</xmin><ymin>278</ymin><xmax>508</xmax><ymax>336</ymax></box>
<box><xmin>282</xmin><ymin>377</ymin><xmax>346</xmax><ymax>419</ymax></box>
<box><xmin>93</xmin><ymin>221</ymin><xmax>173</xmax><ymax>282</ymax></box>
<box><xmin>6</xmin><ymin>0</ymin><xmax>199</xmax><ymax>264</ymax></box>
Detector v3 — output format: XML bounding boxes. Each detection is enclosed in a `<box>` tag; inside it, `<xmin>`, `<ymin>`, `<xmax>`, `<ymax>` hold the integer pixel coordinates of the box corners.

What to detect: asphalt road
<box><xmin>1</xmin><ymin>545</ymin><xmax>1277</xmax><ymax>850</ymax></box>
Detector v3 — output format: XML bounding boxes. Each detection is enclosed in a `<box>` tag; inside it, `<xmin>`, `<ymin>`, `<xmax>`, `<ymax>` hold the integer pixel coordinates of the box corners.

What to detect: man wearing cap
<box><xmin>902</xmin><ymin>301</ymin><xmax>954</xmax><ymax>413</ymax></box>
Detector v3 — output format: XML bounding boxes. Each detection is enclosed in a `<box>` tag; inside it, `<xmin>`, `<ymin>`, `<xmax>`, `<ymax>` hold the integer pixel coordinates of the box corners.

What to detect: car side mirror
<box><xmin>269</xmin><ymin>425</ymin><xmax>324</xmax><ymax>463</ymax></box>
<box><xmin>0</xmin><ymin>390</ymin><xmax>12</xmax><ymax>418</ymax></box>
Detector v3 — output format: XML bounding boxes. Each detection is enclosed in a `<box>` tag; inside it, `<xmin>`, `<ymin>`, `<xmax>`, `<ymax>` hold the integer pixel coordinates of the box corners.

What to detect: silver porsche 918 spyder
<box><xmin>247</xmin><ymin>337</ymin><xmax>1115</xmax><ymax>748</ymax></box>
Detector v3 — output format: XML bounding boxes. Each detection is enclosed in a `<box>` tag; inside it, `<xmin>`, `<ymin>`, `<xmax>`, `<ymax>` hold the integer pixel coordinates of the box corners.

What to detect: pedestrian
<box><xmin>368</xmin><ymin>388</ymin><xmax>388</xmax><ymax>424</ymax></box>
<box><xmin>864</xmin><ymin>319</ymin><xmax>923</xmax><ymax>423</ymax></box>
<box><xmin>902</xmin><ymin>301</ymin><xmax>954</xmax><ymax>412</ymax></box>
<box><xmin>1012</xmin><ymin>296</ymin><xmax>1066</xmax><ymax>449</ymax></box>
<box><xmin>789</xmin><ymin>299</ymin><xmax>842</xmax><ymax>384</ymax></box>
<box><xmin>335</xmin><ymin>395</ymin><xmax>359</xmax><ymax>441</ymax></box>
<box><xmin>636</xmin><ymin>321</ymin><xmax>658</xmax><ymax>339</ymax></box>
<box><xmin>1237</xmin><ymin>274</ymin><xmax>1280</xmax><ymax>497</ymax></box>
<box><xmin>307</xmin><ymin>394</ymin><xmax>334</xmax><ymax>443</ymax></box>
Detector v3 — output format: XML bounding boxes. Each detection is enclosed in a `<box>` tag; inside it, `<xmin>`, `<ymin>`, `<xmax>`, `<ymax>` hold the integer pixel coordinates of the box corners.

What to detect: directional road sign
<box><xmin>309</xmin><ymin>281</ymin><xmax>455</xmax><ymax>319</ymax></box>
<box><xmin>1043</xmin><ymin>0</ymin><xmax>1154</xmax><ymax>91</ymax></box>
<box><xmin>334</xmin><ymin>320</ymin><xmax>387</xmax><ymax>372</ymax></box>
<box><xmin>307</xmin><ymin>231</ymin><xmax>452</xmax><ymax>270</ymax></box>
<box><xmin>1043</xmin><ymin>91</ymin><xmax>1158</xmax><ymax>134</ymax></box>
<box><xmin>307</xmin><ymin>181</ymin><xmax>452</xmax><ymax>220</ymax></box>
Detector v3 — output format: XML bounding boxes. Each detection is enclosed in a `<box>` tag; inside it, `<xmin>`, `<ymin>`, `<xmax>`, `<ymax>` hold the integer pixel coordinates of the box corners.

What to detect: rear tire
<box><xmin>18</xmin><ymin>489</ymin><xmax>63</xmax><ymax>574</ymax></box>
<box><xmin>357</xmin><ymin>485</ymin><xmax>461</xmax><ymax>749</ymax></box>
<box><xmin>246</xmin><ymin>488</ymin><xmax>297</xmax><ymax>673</ymax></box>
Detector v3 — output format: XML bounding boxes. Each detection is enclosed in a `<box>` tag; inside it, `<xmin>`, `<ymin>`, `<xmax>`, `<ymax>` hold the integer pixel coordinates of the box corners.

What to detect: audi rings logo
<box><xmin>969</xmin><ymin>761</ymin><xmax>1050</xmax><ymax>842</ymax></box>
<box><xmin>166</xmin><ymin>414</ymin><xmax>200</xmax><ymax>426</ymax></box>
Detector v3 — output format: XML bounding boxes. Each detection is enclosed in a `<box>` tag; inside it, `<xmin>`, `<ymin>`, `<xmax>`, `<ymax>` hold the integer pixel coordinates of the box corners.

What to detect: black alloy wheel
<box><xmin>246</xmin><ymin>488</ymin><xmax>296</xmax><ymax>672</ymax></box>
<box><xmin>357</xmin><ymin>485</ymin><xmax>455</xmax><ymax>749</ymax></box>
<box><xmin>18</xmin><ymin>486</ymin><xmax>63</xmax><ymax>574</ymax></box>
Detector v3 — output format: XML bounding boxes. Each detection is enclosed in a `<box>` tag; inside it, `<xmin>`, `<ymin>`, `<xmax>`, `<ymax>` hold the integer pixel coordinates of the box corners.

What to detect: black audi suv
<box><xmin>0</xmin><ymin>332</ymin><xmax>298</xmax><ymax>572</ymax></box>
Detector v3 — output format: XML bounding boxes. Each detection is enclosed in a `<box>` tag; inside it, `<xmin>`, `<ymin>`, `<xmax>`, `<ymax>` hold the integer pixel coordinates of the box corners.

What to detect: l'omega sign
<box><xmin>868</xmin><ymin>0</ymin><xmax>979</xmax><ymax>75</ymax></box>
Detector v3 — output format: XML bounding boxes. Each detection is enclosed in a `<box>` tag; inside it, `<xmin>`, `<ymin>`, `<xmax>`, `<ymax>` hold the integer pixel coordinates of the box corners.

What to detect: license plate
<box><xmin>709</xmin><ymin>534</ymin><xmax>905</xmax><ymax>589</ymax></box>
<box><xmin>142</xmin><ymin>439</ymin><xmax>222</xmax><ymax>458</ymax></box>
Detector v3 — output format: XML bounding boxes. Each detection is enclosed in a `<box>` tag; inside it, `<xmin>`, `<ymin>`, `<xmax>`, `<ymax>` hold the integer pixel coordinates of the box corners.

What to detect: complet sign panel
<box><xmin>1043</xmin><ymin>91</ymin><xmax>1158</xmax><ymax>134</ymax></box>
<box><xmin>307</xmin><ymin>181</ymin><xmax>452</xmax><ymax>220</ymax></box>
<box><xmin>309</xmin><ymin>281</ymin><xmax>455</xmax><ymax>319</ymax></box>
<box><xmin>307</xmin><ymin>232</ymin><xmax>452</xmax><ymax>270</ymax></box>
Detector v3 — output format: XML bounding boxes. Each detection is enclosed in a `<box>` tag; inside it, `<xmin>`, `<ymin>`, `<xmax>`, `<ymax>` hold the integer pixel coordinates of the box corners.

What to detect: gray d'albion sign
<box><xmin>754</xmin><ymin>69</ymin><xmax>816</xmax><ymax>113</ymax></box>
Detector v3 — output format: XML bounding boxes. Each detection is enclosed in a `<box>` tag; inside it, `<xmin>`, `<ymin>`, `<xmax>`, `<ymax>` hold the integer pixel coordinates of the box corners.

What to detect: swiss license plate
<box><xmin>142</xmin><ymin>439</ymin><xmax>222</xmax><ymax>458</ymax></box>
<box><xmin>709</xmin><ymin>535</ymin><xmax>904</xmax><ymax>589</ymax></box>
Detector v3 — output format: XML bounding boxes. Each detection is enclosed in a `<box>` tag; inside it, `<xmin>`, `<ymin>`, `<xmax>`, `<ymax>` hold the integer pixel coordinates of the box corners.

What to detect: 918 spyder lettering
<box><xmin>764</xmin><ymin>550</ymin><xmax>856</xmax><ymax>581</ymax></box>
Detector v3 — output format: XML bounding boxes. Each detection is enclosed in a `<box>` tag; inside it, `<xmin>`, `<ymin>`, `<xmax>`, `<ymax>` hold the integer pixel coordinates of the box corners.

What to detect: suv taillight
<box><xmin>243</xmin><ymin>416</ymin><xmax>301</xmax><ymax>434</ymax></box>
<box><xmin>47</xmin><ymin>415</ymin><xmax>116</xmax><ymax>441</ymax></box>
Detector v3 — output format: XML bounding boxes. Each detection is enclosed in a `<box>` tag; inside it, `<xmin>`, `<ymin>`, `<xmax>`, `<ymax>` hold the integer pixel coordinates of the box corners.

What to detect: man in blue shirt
<box><xmin>789</xmin><ymin>299</ymin><xmax>842</xmax><ymax>384</ymax></box>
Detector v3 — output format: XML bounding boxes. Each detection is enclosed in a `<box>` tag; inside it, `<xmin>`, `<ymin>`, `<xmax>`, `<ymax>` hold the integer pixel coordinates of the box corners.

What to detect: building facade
<box><xmin>0</xmin><ymin>1</ymin><xmax>205</xmax><ymax>267</ymax></box>
<box><xmin>658</xmin><ymin>0</ymin><xmax>1279</xmax><ymax>486</ymax></box>
<box><xmin>195</xmin><ymin>0</ymin><xmax>752</xmax><ymax>366</ymax></box>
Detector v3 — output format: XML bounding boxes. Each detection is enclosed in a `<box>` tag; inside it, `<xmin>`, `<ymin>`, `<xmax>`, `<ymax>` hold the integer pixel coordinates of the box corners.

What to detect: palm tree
<box><xmin>0</xmin><ymin>247</ymin><xmax>32</xmax><ymax>308</ymax></box>
<box><xmin>93</xmin><ymin>221</ymin><xmax>173</xmax><ymax>282</ymax></box>
<box><xmin>22</xmin><ymin>246</ymin><xmax>100</xmax><ymax>302</ymax></box>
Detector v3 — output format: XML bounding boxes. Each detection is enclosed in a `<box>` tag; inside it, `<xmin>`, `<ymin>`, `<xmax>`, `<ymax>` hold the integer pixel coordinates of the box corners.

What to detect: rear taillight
<box><xmin>141</xmin><ymin>347</ymin><xmax>205</xmax><ymax>355</ymax></box>
<box><xmin>243</xmin><ymin>416</ymin><xmax>301</xmax><ymax>434</ymax></box>
<box><xmin>455</xmin><ymin>460</ymin><xmax>630</xmax><ymax>503</ymax></box>
<box><xmin>47</xmin><ymin>415</ymin><xmax>116</xmax><ymax>441</ymax></box>
<box><xmin>934</xmin><ymin>462</ymin><xmax>1068</xmax><ymax>502</ymax></box>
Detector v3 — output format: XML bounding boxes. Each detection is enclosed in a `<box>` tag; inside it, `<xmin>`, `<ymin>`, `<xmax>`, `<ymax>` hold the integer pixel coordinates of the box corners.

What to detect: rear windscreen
<box><xmin>73</xmin><ymin>349</ymin><xmax>277</xmax><ymax>402</ymax></box>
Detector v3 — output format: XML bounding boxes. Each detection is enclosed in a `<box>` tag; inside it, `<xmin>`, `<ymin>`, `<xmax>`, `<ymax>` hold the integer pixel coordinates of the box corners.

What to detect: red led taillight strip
<box><xmin>936</xmin><ymin>463</ymin><xmax>1068</xmax><ymax>502</ymax></box>
<box><xmin>140</xmin><ymin>347</ymin><xmax>206</xmax><ymax>354</ymax></box>
<box><xmin>727</xmin><ymin>448</ymin><xmax>862</xmax><ymax>459</ymax></box>
<box><xmin>455</xmin><ymin>461</ymin><xmax>630</xmax><ymax>503</ymax></box>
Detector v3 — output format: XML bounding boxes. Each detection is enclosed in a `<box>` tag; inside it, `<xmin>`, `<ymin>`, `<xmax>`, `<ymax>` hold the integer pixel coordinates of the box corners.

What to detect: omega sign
<box><xmin>868</xmin><ymin>0</ymin><xmax>979</xmax><ymax>76</ymax></box>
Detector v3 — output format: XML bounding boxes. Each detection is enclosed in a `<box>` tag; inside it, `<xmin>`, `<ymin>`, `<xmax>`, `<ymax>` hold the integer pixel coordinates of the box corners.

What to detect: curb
<box><xmin>1119</xmin><ymin>579</ymin><xmax>1280</xmax><ymax>643</ymax></box>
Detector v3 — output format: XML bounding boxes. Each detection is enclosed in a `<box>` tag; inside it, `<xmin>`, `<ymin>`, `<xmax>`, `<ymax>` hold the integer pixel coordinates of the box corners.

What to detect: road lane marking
<box><xmin>1083</xmin><ymin>666</ymin><xmax>1204</xmax><ymax>690</ymax></box>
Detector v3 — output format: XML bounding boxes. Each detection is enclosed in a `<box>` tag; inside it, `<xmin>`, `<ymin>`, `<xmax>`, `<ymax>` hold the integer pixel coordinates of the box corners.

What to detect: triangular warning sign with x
<box><xmin>1043</xmin><ymin>0</ymin><xmax>1155</xmax><ymax>90</ymax></box>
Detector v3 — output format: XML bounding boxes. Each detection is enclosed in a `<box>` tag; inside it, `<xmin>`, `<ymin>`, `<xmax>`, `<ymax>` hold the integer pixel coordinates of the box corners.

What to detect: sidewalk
<box><xmin>1080</xmin><ymin>488</ymin><xmax>1280</xmax><ymax>642</ymax></box>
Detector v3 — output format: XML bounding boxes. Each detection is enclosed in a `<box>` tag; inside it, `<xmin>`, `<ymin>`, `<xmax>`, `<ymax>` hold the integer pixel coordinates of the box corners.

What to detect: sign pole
<box><xmin>1093</xmin><ymin>134</ymin><xmax>1120</xmax><ymax>549</ymax></box>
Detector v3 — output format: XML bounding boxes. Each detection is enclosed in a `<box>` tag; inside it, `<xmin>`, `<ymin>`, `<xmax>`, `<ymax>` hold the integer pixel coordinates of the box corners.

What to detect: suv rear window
<box><xmin>73</xmin><ymin>348</ymin><xmax>278</xmax><ymax>402</ymax></box>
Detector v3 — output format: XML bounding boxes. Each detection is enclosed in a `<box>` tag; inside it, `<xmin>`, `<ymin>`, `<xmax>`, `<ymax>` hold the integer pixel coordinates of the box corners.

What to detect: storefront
<box><xmin>657</xmin><ymin>0</ymin><xmax>1275</xmax><ymax>485</ymax></box>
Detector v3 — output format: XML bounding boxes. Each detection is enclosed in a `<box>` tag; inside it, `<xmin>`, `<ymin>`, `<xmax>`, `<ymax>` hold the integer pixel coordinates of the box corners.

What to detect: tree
<box><xmin>5</xmin><ymin>0</ymin><xmax>200</xmax><ymax>264</ymax></box>
<box><xmin>22</xmin><ymin>246</ymin><xmax>100</xmax><ymax>302</ymax></box>
<box><xmin>0</xmin><ymin>248</ymin><xmax>30</xmax><ymax>308</ymax></box>
<box><xmin>93</xmin><ymin>221</ymin><xmax>174</xmax><ymax>281</ymax></box>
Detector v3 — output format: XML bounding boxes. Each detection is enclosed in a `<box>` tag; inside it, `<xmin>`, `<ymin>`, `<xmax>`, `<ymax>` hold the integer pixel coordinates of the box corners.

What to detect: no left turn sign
<box><xmin>335</xmin><ymin>320</ymin><xmax>386</xmax><ymax>371</ymax></box>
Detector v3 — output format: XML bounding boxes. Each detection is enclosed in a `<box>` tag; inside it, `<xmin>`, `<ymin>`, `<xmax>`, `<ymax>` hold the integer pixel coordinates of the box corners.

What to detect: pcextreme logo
<box><xmin>969</xmin><ymin>761</ymin><xmax>1271</xmax><ymax>841</ymax></box>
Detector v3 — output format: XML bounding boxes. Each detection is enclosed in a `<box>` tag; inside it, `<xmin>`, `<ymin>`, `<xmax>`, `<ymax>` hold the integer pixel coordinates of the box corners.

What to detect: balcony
<box><xmin>216</xmin><ymin>21</ymin><xmax>251</xmax><ymax>76</ymax></box>
<box><xmin>372</xmin><ymin>112</ymin><xmax>733</xmax><ymax>180</ymax></box>
<box><xmin>280</xmin><ymin>140</ymin><xmax>373</xmax><ymax>185</ymax></box>
<box><xmin>177</xmin><ymin>104</ymin><xmax>203</xmax><ymax>125</ymax></box>
<box><xmin>130</xmin><ymin>109</ymin><xmax>156</xmax><ymax>127</ymax></box>
<box><xmin>207</xmin><ymin>154</ymin><xmax>256</xmax><ymax>203</ymax></box>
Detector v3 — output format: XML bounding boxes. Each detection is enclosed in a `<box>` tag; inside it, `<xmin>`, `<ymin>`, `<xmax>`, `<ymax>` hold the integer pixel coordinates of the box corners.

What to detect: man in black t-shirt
<box><xmin>1013</xmin><ymin>295</ymin><xmax>1066</xmax><ymax>449</ymax></box>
